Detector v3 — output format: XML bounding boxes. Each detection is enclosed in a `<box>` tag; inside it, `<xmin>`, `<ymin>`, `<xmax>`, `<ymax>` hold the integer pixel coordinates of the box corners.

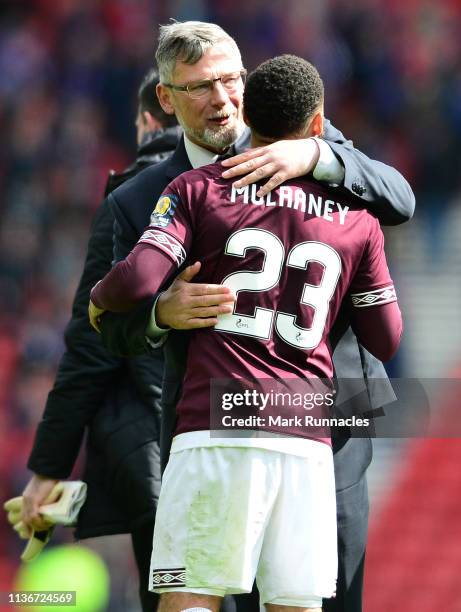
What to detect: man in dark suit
<box><xmin>21</xmin><ymin>68</ymin><xmax>180</xmax><ymax>612</ymax></box>
<box><xmin>98</xmin><ymin>21</ymin><xmax>414</xmax><ymax>612</ymax></box>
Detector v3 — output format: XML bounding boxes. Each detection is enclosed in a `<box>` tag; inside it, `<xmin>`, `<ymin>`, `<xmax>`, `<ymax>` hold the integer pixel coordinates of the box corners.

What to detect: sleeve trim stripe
<box><xmin>138</xmin><ymin>230</ymin><xmax>186</xmax><ymax>267</ymax></box>
<box><xmin>351</xmin><ymin>285</ymin><xmax>397</xmax><ymax>308</ymax></box>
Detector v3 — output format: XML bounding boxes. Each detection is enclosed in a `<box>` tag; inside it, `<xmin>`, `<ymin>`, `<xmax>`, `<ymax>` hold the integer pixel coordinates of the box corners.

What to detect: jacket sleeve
<box><xmin>99</xmin><ymin>299</ymin><xmax>158</xmax><ymax>357</ymax></box>
<box><xmin>111</xmin><ymin>191</ymin><xmax>141</xmax><ymax>263</ymax></box>
<box><xmin>27</xmin><ymin>200</ymin><xmax>123</xmax><ymax>478</ymax></box>
<box><xmin>323</xmin><ymin>118</ymin><xmax>415</xmax><ymax>225</ymax></box>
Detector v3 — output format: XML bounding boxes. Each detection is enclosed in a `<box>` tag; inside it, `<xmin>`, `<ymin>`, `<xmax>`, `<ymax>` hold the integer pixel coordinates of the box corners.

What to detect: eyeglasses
<box><xmin>163</xmin><ymin>69</ymin><xmax>247</xmax><ymax>99</ymax></box>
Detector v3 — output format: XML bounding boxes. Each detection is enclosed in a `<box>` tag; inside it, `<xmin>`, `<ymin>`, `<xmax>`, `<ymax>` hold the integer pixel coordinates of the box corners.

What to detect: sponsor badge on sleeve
<box><xmin>150</xmin><ymin>194</ymin><xmax>179</xmax><ymax>228</ymax></box>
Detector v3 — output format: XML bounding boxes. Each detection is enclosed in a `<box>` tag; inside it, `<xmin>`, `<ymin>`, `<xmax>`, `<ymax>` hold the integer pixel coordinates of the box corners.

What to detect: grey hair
<box><xmin>155</xmin><ymin>20</ymin><xmax>242</xmax><ymax>84</ymax></box>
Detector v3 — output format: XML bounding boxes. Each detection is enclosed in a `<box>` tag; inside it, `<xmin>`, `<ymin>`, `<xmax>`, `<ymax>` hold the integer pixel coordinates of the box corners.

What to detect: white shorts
<box><xmin>149</xmin><ymin>443</ymin><xmax>337</xmax><ymax>607</ymax></box>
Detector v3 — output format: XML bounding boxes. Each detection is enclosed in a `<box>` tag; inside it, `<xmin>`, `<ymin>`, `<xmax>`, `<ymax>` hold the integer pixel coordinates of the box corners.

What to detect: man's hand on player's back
<box><xmin>221</xmin><ymin>137</ymin><xmax>321</xmax><ymax>197</ymax></box>
<box><xmin>156</xmin><ymin>262</ymin><xmax>236</xmax><ymax>330</ymax></box>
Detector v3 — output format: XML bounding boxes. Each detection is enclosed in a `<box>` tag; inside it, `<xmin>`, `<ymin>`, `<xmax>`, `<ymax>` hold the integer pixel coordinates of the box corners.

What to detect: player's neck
<box><xmin>250</xmin><ymin>131</ymin><xmax>312</xmax><ymax>149</ymax></box>
<box><xmin>250</xmin><ymin>134</ymin><xmax>274</xmax><ymax>148</ymax></box>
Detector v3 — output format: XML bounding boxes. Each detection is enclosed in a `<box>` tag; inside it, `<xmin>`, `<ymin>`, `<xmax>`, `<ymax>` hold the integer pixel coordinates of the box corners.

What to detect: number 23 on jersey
<box><xmin>214</xmin><ymin>228</ymin><xmax>342</xmax><ymax>351</ymax></box>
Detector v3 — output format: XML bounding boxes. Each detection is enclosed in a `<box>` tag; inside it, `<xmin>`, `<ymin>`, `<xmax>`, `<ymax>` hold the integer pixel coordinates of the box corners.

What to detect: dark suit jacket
<box><xmin>27</xmin><ymin>128</ymin><xmax>179</xmax><ymax>538</ymax></box>
<box><xmin>100</xmin><ymin>122</ymin><xmax>415</xmax><ymax>489</ymax></box>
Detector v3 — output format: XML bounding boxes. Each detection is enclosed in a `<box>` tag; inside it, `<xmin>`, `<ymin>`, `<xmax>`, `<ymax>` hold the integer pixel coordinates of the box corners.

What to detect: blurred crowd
<box><xmin>1</xmin><ymin>0</ymin><xmax>460</xmax><ymax>605</ymax></box>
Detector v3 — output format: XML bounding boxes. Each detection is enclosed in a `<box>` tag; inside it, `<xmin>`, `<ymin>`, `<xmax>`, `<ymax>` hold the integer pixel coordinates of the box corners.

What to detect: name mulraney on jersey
<box><xmin>231</xmin><ymin>184</ymin><xmax>349</xmax><ymax>225</ymax></box>
<box><xmin>150</xmin><ymin>193</ymin><xmax>179</xmax><ymax>228</ymax></box>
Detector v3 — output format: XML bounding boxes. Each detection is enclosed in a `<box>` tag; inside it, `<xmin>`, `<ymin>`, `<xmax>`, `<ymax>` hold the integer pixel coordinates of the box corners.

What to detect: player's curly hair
<box><xmin>244</xmin><ymin>54</ymin><xmax>324</xmax><ymax>139</ymax></box>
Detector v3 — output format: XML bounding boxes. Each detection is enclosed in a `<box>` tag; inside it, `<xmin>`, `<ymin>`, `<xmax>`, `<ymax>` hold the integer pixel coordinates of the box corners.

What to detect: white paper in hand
<box><xmin>39</xmin><ymin>481</ymin><xmax>87</xmax><ymax>526</ymax></box>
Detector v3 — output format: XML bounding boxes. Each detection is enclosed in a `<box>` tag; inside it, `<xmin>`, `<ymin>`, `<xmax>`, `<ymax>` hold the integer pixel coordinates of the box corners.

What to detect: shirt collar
<box><xmin>183</xmin><ymin>134</ymin><xmax>220</xmax><ymax>169</ymax></box>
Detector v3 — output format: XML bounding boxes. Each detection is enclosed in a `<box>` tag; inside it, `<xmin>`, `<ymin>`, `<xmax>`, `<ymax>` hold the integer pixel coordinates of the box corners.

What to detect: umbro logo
<box><xmin>151</xmin><ymin>568</ymin><xmax>186</xmax><ymax>588</ymax></box>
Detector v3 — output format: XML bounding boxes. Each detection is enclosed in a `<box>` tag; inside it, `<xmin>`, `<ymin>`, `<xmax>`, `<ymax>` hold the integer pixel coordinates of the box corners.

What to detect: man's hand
<box><xmin>222</xmin><ymin>138</ymin><xmax>320</xmax><ymax>197</ymax></box>
<box><xmin>21</xmin><ymin>474</ymin><xmax>60</xmax><ymax>536</ymax></box>
<box><xmin>156</xmin><ymin>262</ymin><xmax>236</xmax><ymax>330</ymax></box>
<box><xmin>88</xmin><ymin>299</ymin><xmax>106</xmax><ymax>332</ymax></box>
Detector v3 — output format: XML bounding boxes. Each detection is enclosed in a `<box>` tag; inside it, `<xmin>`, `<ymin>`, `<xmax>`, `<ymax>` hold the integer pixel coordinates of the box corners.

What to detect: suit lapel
<box><xmin>165</xmin><ymin>136</ymin><xmax>193</xmax><ymax>179</ymax></box>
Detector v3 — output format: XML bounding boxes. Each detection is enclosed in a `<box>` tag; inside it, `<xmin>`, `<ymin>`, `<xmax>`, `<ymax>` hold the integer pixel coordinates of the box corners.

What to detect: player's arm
<box><xmin>348</xmin><ymin>217</ymin><xmax>403</xmax><ymax>362</ymax></box>
<box><xmin>90</xmin><ymin>242</ymin><xmax>176</xmax><ymax>322</ymax></box>
<box><xmin>220</xmin><ymin>118</ymin><xmax>415</xmax><ymax>225</ymax></box>
<box><xmin>349</xmin><ymin>299</ymin><xmax>402</xmax><ymax>362</ymax></box>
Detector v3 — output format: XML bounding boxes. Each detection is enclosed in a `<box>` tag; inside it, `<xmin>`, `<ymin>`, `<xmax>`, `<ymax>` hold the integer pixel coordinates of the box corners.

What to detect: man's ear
<box><xmin>243</xmin><ymin>108</ymin><xmax>250</xmax><ymax>127</ymax></box>
<box><xmin>156</xmin><ymin>83</ymin><xmax>175</xmax><ymax>115</ymax></box>
<box><xmin>142</xmin><ymin>112</ymin><xmax>162</xmax><ymax>132</ymax></box>
<box><xmin>310</xmin><ymin>109</ymin><xmax>324</xmax><ymax>137</ymax></box>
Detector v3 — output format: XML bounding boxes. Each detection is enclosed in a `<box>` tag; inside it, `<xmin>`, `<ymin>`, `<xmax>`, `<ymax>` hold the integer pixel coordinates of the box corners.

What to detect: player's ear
<box><xmin>309</xmin><ymin>109</ymin><xmax>324</xmax><ymax>138</ymax></box>
<box><xmin>156</xmin><ymin>83</ymin><xmax>175</xmax><ymax>115</ymax></box>
<box><xmin>243</xmin><ymin>108</ymin><xmax>250</xmax><ymax>127</ymax></box>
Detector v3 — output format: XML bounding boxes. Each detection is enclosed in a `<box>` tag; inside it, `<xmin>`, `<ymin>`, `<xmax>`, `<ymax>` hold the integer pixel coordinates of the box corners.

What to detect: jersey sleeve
<box><xmin>137</xmin><ymin>179</ymin><xmax>194</xmax><ymax>269</ymax></box>
<box><xmin>348</xmin><ymin>215</ymin><xmax>402</xmax><ymax>361</ymax></box>
<box><xmin>349</xmin><ymin>216</ymin><xmax>397</xmax><ymax>308</ymax></box>
<box><xmin>91</xmin><ymin>179</ymin><xmax>193</xmax><ymax>312</ymax></box>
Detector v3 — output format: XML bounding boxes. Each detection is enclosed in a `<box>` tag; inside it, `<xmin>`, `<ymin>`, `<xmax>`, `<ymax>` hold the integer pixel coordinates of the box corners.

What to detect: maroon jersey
<box><xmin>92</xmin><ymin>162</ymin><xmax>400</xmax><ymax>440</ymax></box>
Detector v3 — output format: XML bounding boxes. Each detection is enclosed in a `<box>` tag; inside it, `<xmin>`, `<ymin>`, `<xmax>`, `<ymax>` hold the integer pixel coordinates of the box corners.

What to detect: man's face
<box><xmin>157</xmin><ymin>43</ymin><xmax>245</xmax><ymax>153</ymax></box>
